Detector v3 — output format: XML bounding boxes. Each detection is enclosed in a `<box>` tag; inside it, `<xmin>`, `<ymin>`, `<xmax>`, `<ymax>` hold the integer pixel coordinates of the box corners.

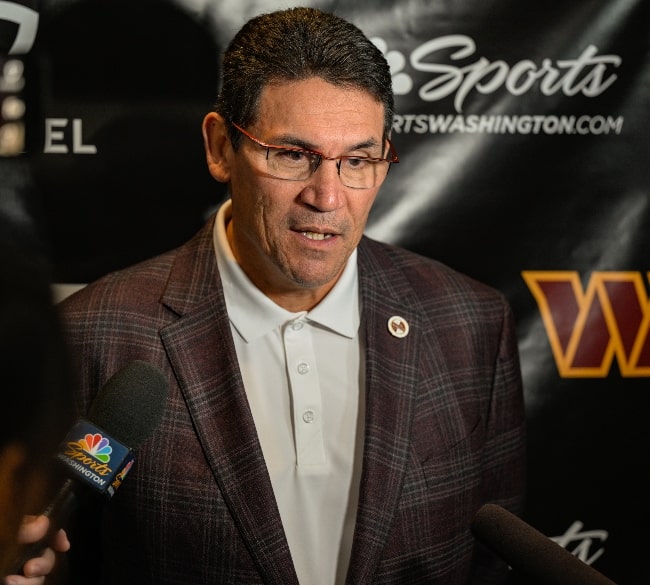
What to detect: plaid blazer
<box><xmin>58</xmin><ymin>214</ymin><xmax>525</xmax><ymax>585</ymax></box>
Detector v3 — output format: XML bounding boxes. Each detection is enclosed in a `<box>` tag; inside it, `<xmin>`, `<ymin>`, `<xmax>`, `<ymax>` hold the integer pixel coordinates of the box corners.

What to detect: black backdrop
<box><xmin>2</xmin><ymin>0</ymin><xmax>649</xmax><ymax>583</ymax></box>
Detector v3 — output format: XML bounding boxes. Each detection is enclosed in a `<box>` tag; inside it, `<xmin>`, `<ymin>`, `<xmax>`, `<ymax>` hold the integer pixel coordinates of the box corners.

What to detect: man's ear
<box><xmin>202</xmin><ymin>112</ymin><xmax>232</xmax><ymax>183</ymax></box>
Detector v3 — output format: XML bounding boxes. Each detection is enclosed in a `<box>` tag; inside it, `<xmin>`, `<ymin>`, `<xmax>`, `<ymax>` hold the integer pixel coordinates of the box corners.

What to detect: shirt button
<box><xmin>291</xmin><ymin>321</ymin><xmax>304</xmax><ymax>331</ymax></box>
<box><xmin>302</xmin><ymin>410</ymin><xmax>315</xmax><ymax>423</ymax></box>
<box><xmin>297</xmin><ymin>361</ymin><xmax>310</xmax><ymax>375</ymax></box>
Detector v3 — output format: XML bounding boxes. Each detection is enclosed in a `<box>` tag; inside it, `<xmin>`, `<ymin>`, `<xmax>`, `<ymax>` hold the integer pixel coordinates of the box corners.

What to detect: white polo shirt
<box><xmin>213</xmin><ymin>199</ymin><xmax>365</xmax><ymax>585</ymax></box>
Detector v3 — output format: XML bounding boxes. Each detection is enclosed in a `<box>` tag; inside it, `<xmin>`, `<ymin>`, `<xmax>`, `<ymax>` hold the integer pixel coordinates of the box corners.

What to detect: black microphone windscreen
<box><xmin>87</xmin><ymin>360</ymin><xmax>168</xmax><ymax>448</ymax></box>
<box><xmin>471</xmin><ymin>504</ymin><xmax>617</xmax><ymax>585</ymax></box>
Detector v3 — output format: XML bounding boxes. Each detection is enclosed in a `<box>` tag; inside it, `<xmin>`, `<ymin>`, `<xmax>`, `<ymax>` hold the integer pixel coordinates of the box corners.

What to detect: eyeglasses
<box><xmin>230</xmin><ymin>121</ymin><xmax>399</xmax><ymax>189</ymax></box>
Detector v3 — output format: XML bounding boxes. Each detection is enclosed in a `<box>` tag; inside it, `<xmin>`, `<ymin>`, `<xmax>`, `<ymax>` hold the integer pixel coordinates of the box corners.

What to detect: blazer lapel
<box><xmin>159</xmin><ymin>220</ymin><xmax>299</xmax><ymax>585</ymax></box>
<box><xmin>345</xmin><ymin>238</ymin><xmax>423</xmax><ymax>584</ymax></box>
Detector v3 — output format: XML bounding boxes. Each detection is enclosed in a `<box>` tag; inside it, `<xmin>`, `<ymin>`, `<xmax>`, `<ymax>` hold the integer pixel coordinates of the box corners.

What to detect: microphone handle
<box><xmin>5</xmin><ymin>477</ymin><xmax>77</xmax><ymax>577</ymax></box>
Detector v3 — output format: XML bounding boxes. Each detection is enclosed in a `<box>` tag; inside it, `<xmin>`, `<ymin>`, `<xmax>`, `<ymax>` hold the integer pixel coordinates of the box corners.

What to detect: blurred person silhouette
<box><xmin>0</xmin><ymin>213</ymin><xmax>74</xmax><ymax>584</ymax></box>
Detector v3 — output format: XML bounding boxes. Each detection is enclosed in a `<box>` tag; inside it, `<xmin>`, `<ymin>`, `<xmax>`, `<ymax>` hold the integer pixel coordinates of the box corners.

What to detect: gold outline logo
<box><xmin>522</xmin><ymin>271</ymin><xmax>650</xmax><ymax>377</ymax></box>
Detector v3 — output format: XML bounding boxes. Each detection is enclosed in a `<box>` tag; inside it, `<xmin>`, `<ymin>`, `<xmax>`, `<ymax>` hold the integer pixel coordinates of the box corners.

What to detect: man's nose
<box><xmin>299</xmin><ymin>158</ymin><xmax>345</xmax><ymax>211</ymax></box>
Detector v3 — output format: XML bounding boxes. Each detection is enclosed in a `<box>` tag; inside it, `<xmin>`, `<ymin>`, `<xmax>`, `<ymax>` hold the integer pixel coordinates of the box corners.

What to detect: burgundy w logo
<box><xmin>522</xmin><ymin>271</ymin><xmax>650</xmax><ymax>377</ymax></box>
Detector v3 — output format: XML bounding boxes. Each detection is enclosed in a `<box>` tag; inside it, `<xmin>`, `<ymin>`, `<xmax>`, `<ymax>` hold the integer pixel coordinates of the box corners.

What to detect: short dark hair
<box><xmin>214</xmin><ymin>7</ymin><xmax>394</xmax><ymax>147</ymax></box>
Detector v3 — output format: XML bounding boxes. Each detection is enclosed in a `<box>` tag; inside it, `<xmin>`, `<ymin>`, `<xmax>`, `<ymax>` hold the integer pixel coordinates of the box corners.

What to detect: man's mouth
<box><xmin>301</xmin><ymin>231</ymin><xmax>334</xmax><ymax>241</ymax></box>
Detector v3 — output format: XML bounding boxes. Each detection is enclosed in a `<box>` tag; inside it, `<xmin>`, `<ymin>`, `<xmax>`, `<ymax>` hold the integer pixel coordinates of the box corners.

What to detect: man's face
<box><xmin>222</xmin><ymin>77</ymin><xmax>387</xmax><ymax>308</ymax></box>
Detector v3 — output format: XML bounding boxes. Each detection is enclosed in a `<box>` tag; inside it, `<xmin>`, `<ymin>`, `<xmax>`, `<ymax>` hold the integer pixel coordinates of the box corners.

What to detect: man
<box><xmin>55</xmin><ymin>7</ymin><xmax>525</xmax><ymax>584</ymax></box>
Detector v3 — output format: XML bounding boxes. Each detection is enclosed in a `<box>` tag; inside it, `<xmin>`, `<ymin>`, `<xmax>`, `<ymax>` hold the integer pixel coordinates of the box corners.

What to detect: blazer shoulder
<box><xmin>358</xmin><ymin>236</ymin><xmax>507</xmax><ymax>306</ymax></box>
<box><xmin>59</xmin><ymin>216</ymin><xmax>217</xmax><ymax>315</ymax></box>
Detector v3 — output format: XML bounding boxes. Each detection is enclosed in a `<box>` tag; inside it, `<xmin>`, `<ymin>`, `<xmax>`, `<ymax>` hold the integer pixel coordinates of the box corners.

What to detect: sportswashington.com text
<box><xmin>393</xmin><ymin>113</ymin><xmax>624</xmax><ymax>135</ymax></box>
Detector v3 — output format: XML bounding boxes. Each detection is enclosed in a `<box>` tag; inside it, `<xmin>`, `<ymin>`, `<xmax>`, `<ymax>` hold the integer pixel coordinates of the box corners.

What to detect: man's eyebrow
<box><xmin>272</xmin><ymin>134</ymin><xmax>382</xmax><ymax>153</ymax></box>
<box><xmin>272</xmin><ymin>134</ymin><xmax>317</xmax><ymax>150</ymax></box>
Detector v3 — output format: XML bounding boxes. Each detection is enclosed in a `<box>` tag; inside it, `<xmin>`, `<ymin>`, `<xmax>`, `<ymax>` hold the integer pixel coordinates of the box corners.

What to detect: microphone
<box><xmin>7</xmin><ymin>360</ymin><xmax>169</xmax><ymax>575</ymax></box>
<box><xmin>471</xmin><ymin>503</ymin><xmax>617</xmax><ymax>585</ymax></box>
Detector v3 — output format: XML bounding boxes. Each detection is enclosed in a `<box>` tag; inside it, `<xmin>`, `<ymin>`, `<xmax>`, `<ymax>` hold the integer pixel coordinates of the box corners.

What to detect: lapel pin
<box><xmin>388</xmin><ymin>315</ymin><xmax>409</xmax><ymax>338</ymax></box>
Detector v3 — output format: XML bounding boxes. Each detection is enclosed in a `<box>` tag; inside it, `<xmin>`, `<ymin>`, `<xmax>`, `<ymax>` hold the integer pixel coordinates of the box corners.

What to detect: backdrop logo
<box><xmin>552</xmin><ymin>520</ymin><xmax>608</xmax><ymax>566</ymax></box>
<box><xmin>522</xmin><ymin>271</ymin><xmax>650</xmax><ymax>378</ymax></box>
<box><xmin>373</xmin><ymin>34</ymin><xmax>624</xmax><ymax>136</ymax></box>
<box><xmin>0</xmin><ymin>1</ymin><xmax>39</xmax><ymax>54</ymax></box>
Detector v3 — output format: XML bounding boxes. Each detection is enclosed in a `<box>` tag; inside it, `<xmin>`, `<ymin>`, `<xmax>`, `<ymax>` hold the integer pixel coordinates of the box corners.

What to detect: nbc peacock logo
<box><xmin>78</xmin><ymin>432</ymin><xmax>113</xmax><ymax>463</ymax></box>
